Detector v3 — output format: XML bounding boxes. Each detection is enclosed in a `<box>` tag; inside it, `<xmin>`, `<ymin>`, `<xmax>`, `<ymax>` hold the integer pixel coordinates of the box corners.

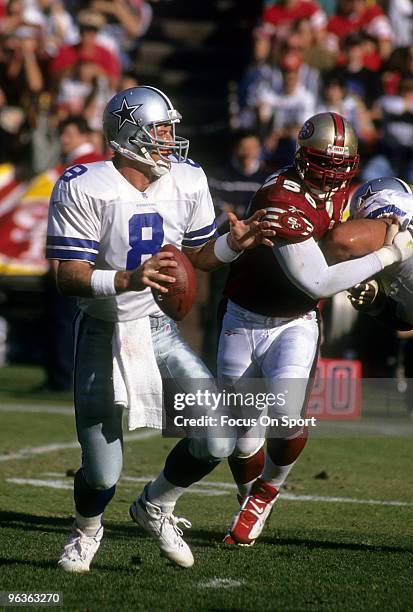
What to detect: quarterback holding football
<box><xmin>46</xmin><ymin>85</ymin><xmax>275</xmax><ymax>571</ymax></box>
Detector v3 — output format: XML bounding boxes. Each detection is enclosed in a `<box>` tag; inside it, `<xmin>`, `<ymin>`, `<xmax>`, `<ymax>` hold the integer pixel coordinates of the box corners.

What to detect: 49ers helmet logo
<box><xmin>298</xmin><ymin>120</ymin><xmax>314</xmax><ymax>140</ymax></box>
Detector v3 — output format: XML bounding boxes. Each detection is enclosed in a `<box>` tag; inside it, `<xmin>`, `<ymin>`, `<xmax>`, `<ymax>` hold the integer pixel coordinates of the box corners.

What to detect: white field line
<box><xmin>197</xmin><ymin>578</ymin><xmax>246</xmax><ymax>589</ymax></box>
<box><xmin>0</xmin><ymin>404</ymin><xmax>73</xmax><ymax>415</ymax></box>
<box><xmin>2</xmin><ymin>404</ymin><xmax>413</xmax><ymax>437</ymax></box>
<box><xmin>5</xmin><ymin>473</ymin><xmax>413</xmax><ymax>507</ymax></box>
<box><xmin>0</xmin><ymin>430</ymin><xmax>159</xmax><ymax>462</ymax></box>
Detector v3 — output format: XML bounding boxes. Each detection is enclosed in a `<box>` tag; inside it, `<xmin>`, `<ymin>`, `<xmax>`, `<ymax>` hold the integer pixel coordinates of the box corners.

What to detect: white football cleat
<box><xmin>58</xmin><ymin>523</ymin><xmax>103</xmax><ymax>572</ymax></box>
<box><xmin>130</xmin><ymin>484</ymin><xmax>194</xmax><ymax>568</ymax></box>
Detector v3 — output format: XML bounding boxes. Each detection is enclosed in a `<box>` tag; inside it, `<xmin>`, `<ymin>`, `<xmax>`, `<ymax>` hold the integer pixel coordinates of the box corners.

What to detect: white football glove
<box><xmin>354</xmin><ymin>189</ymin><xmax>413</xmax><ymax>230</ymax></box>
<box><xmin>348</xmin><ymin>280</ymin><xmax>379</xmax><ymax>310</ymax></box>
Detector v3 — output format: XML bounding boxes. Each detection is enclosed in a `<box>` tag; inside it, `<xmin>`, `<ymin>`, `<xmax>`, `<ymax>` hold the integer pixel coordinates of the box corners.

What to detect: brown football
<box><xmin>321</xmin><ymin>218</ymin><xmax>390</xmax><ymax>264</ymax></box>
<box><xmin>151</xmin><ymin>244</ymin><xmax>197</xmax><ymax>321</ymax></box>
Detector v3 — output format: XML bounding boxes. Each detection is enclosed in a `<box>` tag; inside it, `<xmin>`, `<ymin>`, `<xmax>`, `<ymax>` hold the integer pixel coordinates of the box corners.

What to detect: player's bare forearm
<box><xmin>57</xmin><ymin>261</ymin><xmax>94</xmax><ymax>296</ymax></box>
<box><xmin>57</xmin><ymin>253</ymin><xmax>178</xmax><ymax>297</ymax></box>
<box><xmin>183</xmin><ymin>209</ymin><xmax>276</xmax><ymax>271</ymax></box>
<box><xmin>321</xmin><ymin>218</ymin><xmax>391</xmax><ymax>264</ymax></box>
<box><xmin>183</xmin><ymin>240</ymin><xmax>224</xmax><ymax>271</ymax></box>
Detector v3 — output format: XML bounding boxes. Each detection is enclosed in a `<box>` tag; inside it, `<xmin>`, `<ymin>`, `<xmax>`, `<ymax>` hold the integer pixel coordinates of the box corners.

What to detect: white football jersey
<box><xmin>46</xmin><ymin>160</ymin><xmax>217</xmax><ymax>321</ymax></box>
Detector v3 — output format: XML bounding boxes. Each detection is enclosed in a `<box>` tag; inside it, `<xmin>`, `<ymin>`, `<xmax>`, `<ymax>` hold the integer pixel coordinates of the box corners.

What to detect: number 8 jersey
<box><xmin>46</xmin><ymin>160</ymin><xmax>217</xmax><ymax>321</ymax></box>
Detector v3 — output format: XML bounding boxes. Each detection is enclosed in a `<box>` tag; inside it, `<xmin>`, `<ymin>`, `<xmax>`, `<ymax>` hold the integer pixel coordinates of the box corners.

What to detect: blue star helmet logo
<box><xmin>358</xmin><ymin>184</ymin><xmax>375</xmax><ymax>208</ymax></box>
<box><xmin>110</xmin><ymin>97</ymin><xmax>142</xmax><ymax>130</ymax></box>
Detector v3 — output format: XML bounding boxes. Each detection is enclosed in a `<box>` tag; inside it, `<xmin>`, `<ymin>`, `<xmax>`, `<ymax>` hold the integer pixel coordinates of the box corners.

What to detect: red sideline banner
<box><xmin>0</xmin><ymin>164</ymin><xmax>59</xmax><ymax>276</ymax></box>
<box><xmin>308</xmin><ymin>358</ymin><xmax>362</xmax><ymax>420</ymax></box>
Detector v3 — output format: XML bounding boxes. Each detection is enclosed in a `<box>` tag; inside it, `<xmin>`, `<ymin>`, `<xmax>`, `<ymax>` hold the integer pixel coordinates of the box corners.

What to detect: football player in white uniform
<box><xmin>47</xmin><ymin>86</ymin><xmax>275</xmax><ymax>571</ymax></box>
<box><xmin>346</xmin><ymin>177</ymin><xmax>413</xmax><ymax>328</ymax></box>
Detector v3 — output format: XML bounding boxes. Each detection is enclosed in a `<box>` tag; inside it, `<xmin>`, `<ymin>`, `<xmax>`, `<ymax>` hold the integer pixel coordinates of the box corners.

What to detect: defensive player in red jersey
<box><xmin>218</xmin><ymin>112</ymin><xmax>413</xmax><ymax>546</ymax></box>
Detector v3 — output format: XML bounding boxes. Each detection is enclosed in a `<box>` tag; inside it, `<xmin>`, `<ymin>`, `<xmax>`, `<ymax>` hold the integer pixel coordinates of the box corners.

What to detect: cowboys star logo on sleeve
<box><xmin>110</xmin><ymin>97</ymin><xmax>143</xmax><ymax>130</ymax></box>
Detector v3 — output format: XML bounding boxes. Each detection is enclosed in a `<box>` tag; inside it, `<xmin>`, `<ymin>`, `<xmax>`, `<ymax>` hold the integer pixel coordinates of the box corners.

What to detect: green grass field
<box><xmin>1</xmin><ymin>366</ymin><xmax>413</xmax><ymax>611</ymax></box>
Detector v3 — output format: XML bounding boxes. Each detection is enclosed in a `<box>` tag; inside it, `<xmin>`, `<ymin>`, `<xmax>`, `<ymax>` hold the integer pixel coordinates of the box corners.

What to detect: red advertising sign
<box><xmin>0</xmin><ymin>164</ymin><xmax>58</xmax><ymax>276</ymax></box>
<box><xmin>308</xmin><ymin>358</ymin><xmax>362</xmax><ymax>420</ymax></box>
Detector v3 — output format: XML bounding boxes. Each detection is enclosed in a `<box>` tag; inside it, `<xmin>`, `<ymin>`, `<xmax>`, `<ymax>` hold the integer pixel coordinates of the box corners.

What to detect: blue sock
<box><xmin>163</xmin><ymin>439</ymin><xmax>219</xmax><ymax>488</ymax></box>
<box><xmin>74</xmin><ymin>469</ymin><xmax>116</xmax><ymax>517</ymax></box>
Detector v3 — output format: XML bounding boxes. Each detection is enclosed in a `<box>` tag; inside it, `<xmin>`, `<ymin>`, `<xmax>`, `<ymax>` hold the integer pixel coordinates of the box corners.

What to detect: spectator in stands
<box><xmin>331</xmin><ymin>33</ymin><xmax>383</xmax><ymax>109</ymax></box>
<box><xmin>0</xmin><ymin>0</ymin><xmax>25</xmax><ymax>37</ymax></box>
<box><xmin>265</xmin><ymin>37</ymin><xmax>322</xmax><ymax>99</ymax></box>
<box><xmin>315</xmin><ymin>73</ymin><xmax>376</xmax><ymax>149</ymax></box>
<box><xmin>56</xmin><ymin>59</ymin><xmax>114</xmax><ymax>131</ymax></box>
<box><xmin>0</xmin><ymin>26</ymin><xmax>46</xmax><ymax>107</ymax></box>
<box><xmin>50</xmin><ymin>9</ymin><xmax>121</xmax><ymax>90</ymax></box>
<box><xmin>257</xmin><ymin>51</ymin><xmax>316</xmax><ymax>167</ymax></box>
<box><xmin>259</xmin><ymin>0</ymin><xmax>327</xmax><ymax>48</ymax></box>
<box><xmin>288</xmin><ymin>17</ymin><xmax>335</xmax><ymax>72</ymax></box>
<box><xmin>209</xmin><ymin>129</ymin><xmax>269</xmax><ymax>227</ymax></box>
<box><xmin>58</xmin><ymin>114</ymin><xmax>106</xmax><ymax>167</ymax></box>
<box><xmin>327</xmin><ymin>0</ymin><xmax>394</xmax><ymax>62</ymax></box>
<box><xmin>388</xmin><ymin>0</ymin><xmax>413</xmax><ymax>49</ymax></box>
<box><xmin>42</xmin><ymin>115</ymin><xmax>106</xmax><ymax>393</ymax></box>
<box><xmin>88</xmin><ymin>0</ymin><xmax>153</xmax><ymax>70</ymax></box>
<box><xmin>21</xmin><ymin>0</ymin><xmax>79</xmax><ymax>57</ymax></box>
<box><xmin>362</xmin><ymin>77</ymin><xmax>413</xmax><ymax>182</ymax></box>
<box><xmin>0</xmin><ymin>24</ymin><xmax>49</xmax><ymax>167</ymax></box>
<box><xmin>239</xmin><ymin>43</ymin><xmax>320</xmax><ymax>133</ymax></box>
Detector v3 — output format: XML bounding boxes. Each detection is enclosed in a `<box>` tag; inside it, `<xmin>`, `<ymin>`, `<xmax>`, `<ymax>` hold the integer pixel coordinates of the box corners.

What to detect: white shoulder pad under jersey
<box><xmin>378</xmin><ymin>257</ymin><xmax>413</xmax><ymax>325</ymax></box>
<box><xmin>46</xmin><ymin>160</ymin><xmax>217</xmax><ymax>321</ymax></box>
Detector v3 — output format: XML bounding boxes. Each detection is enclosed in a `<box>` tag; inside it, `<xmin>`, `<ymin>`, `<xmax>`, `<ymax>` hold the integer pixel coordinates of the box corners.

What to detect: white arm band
<box><xmin>90</xmin><ymin>269</ymin><xmax>117</xmax><ymax>297</ymax></box>
<box><xmin>214</xmin><ymin>233</ymin><xmax>243</xmax><ymax>263</ymax></box>
<box><xmin>273</xmin><ymin>237</ymin><xmax>387</xmax><ymax>299</ymax></box>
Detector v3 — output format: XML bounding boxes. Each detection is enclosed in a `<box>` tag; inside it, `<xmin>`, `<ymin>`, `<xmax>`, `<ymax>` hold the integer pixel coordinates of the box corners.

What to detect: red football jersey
<box><xmin>224</xmin><ymin>166</ymin><xmax>348</xmax><ymax>317</ymax></box>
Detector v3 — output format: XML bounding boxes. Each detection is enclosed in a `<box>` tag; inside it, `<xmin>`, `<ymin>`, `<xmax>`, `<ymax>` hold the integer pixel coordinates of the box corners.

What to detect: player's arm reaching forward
<box><xmin>183</xmin><ymin>208</ymin><xmax>275</xmax><ymax>272</ymax></box>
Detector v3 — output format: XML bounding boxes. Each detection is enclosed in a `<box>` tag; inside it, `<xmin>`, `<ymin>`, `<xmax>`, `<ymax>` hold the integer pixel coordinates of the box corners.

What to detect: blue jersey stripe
<box><xmin>182</xmin><ymin>231</ymin><xmax>218</xmax><ymax>248</ymax></box>
<box><xmin>46</xmin><ymin>248</ymin><xmax>96</xmax><ymax>262</ymax></box>
<box><xmin>183</xmin><ymin>220</ymin><xmax>217</xmax><ymax>239</ymax></box>
<box><xmin>47</xmin><ymin>236</ymin><xmax>99</xmax><ymax>250</ymax></box>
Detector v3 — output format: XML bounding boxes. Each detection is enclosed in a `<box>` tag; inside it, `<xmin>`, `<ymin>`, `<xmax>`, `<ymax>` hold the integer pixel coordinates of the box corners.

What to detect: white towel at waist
<box><xmin>112</xmin><ymin>317</ymin><xmax>163</xmax><ymax>431</ymax></box>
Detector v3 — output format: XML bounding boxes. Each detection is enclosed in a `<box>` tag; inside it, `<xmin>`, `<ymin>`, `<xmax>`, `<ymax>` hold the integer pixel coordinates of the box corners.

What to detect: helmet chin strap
<box><xmin>140</xmin><ymin>147</ymin><xmax>170</xmax><ymax>176</ymax></box>
<box><xmin>110</xmin><ymin>141</ymin><xmax>171</xmax><ymax>176</ymax></box>
<box><xmin>151</xmin><ymin>161</ymin><xmax>170</xmax><ymax>176</ymax></box>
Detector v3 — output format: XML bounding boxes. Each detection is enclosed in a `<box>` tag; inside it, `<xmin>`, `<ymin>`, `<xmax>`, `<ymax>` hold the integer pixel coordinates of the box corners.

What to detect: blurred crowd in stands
<box><xmin>0</xmin><ymin>0</ymin><xmax>413</xmax><ymax>410</ymax></box>
<box><xmin>228</xmin><ymin>0</ymin><xmax>413</xmax><ymax>182</ymax></box>
<box><xmin>0</xmin><ymin>0</ymin><xmax>153</xmax><ymax>173</ymax></box>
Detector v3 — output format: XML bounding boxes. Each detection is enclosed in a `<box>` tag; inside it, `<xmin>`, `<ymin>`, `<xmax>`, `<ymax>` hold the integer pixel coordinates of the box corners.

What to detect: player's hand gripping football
<box><xmin>347</xmin><ymin>280</ymin><xmax>379</xmax><ymax>310</ymax></box>
<box><xmin>128</xmin><ymin>251</ymin><xmax>177</xmax><ymax>293</ymax></box>
<box><xmin>227</xmin><ymin>209</ymin><xmax>277</xmax><ymax>252</ymax></box>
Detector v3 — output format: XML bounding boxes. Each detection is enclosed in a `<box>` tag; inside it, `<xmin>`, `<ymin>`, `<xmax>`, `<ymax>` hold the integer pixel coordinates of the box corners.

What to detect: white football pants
<box><xmin>217</xmin><ymin>300</ymin><xmax>320</xmax><ymax>458</ymax></box>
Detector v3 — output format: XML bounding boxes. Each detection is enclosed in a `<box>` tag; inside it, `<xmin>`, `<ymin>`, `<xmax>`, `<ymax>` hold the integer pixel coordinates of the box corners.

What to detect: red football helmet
<box><xmin>294</xmin><ymin>112</ymin><xmax>360</xmax><ymax>196</ymax></box>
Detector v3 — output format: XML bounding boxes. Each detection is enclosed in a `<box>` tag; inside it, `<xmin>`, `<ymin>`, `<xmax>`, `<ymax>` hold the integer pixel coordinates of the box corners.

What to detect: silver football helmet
<box><xmin>103</xmin><ymin>86</ymin><xmax>189</xmax><ymax>176</ymax></box>
<box><xmin>350</xmin><ymin>177</ymin><xmax>412</xmax><ymax>219</ymax></box>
